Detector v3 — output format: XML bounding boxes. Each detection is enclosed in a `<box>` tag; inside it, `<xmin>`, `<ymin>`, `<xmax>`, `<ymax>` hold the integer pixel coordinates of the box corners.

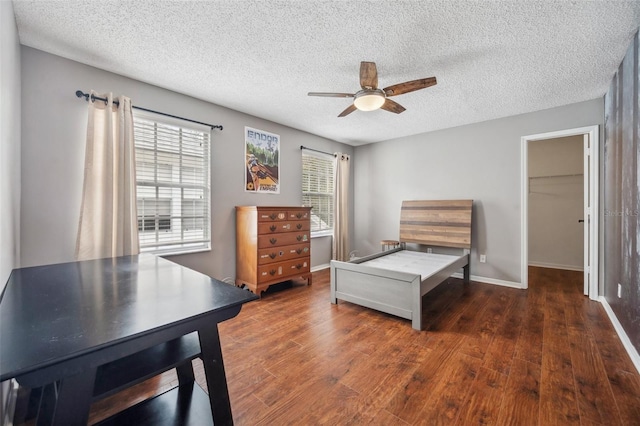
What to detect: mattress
<box><xmin>360</xmin><ymin>250</ymin><xmax>462</xmax><ymax>281</ymax></box>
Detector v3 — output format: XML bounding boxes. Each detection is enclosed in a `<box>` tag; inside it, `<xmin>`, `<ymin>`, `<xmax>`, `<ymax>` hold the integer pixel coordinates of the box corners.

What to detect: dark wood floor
<box><xmin>88</xmin><ymin>267</ymin><xmax>640</xmax><ymax>425</ymax></box>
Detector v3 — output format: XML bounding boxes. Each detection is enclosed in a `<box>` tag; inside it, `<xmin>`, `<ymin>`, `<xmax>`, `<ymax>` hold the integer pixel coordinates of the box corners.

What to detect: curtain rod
<box><xmin>75</xmin><ymin>90</ymin><xmax>223</xmax><ymax>130</ymax></box>
<box><xmin>300</xmin><ymin>145</ymin><xmax>336</xmax><ymax>157</ymax></box>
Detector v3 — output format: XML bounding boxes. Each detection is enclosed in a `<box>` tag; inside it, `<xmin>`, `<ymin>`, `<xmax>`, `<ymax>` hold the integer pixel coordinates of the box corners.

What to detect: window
<box><xmin>302</xmin><ymin>152</ymin><xmax>334</xmax><ymax>234</ymax></box>
<box><xmin>133</xmin><ymin>111</ymin><xmax>211</xmax><ymax>254</ymax></box>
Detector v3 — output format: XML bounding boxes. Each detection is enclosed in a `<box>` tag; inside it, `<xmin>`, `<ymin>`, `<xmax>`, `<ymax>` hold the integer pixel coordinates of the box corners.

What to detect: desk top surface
<box><xmin>0</xmin><ymin>255</ymin><xmax>257</xmax><ymax>381</ymax></box>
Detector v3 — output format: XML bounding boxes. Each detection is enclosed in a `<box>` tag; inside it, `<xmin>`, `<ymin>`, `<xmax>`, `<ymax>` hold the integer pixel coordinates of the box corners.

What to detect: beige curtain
<box><xmin>76</xmin><ymin>91</ymin><xmax>139</xmax><ymax>261</ymax></box>
<box><xmin>332</xmin><ymin>152</ymin><xmax>350</xmax><ymax>261</ymax></box>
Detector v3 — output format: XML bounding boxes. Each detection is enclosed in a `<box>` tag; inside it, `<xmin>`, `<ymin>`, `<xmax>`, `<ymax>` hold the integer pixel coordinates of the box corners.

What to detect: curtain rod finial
<box><xmin>75</xmin><ymin>90</ymin><xmax>87</xmax><ymax>99</ymax></box>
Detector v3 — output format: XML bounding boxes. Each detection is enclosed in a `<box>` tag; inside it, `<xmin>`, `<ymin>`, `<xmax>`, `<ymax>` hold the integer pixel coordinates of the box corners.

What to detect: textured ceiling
<box><xmin>12</xmin><ymin>0</ymin><xmax>640</xmax><ymax>146</ymax></box>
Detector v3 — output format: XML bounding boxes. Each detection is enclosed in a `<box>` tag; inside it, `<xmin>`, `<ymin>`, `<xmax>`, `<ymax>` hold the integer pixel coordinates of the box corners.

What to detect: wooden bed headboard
<box><xmin>399</xmin><ymin>200</ymin><xmax>473</xmax><ymax>249</ymax></box>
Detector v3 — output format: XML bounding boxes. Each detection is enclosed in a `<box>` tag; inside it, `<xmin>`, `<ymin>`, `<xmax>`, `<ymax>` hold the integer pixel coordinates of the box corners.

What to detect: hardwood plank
<box><xmin>538</xmin><ymin>280</ymin><xmax>580</xmax><ymax>425</ymax></box>
<box><xmin>252</xmin><ymin>377</ymin><xmax>358</xmax><ymax>425</ymax></box>
<box><xmin>420</xmin><ymin>278</ymin><xmax>466</xmax><ymax>328</ymax></box>
<box><xmin>455</xmin><ymin>366</ymin><xmax>508</xmax><ymax>425</ymax></box>
<box><xmin>606</xmin><ymin>370</ymin><xmax>640</xmax><ymax>425</ymax></box>
<box><xmin>585</xmin><ymin>300</ymin><xmax>640</xmax><ymax>424</ymax></box>
<box><xmin>483</xmin><ymin>290</ymin><xmax>527</xmax><ymax>375</ymax></box>
<box><xmin>367</xmin><ymin>409</ymin><xmax>411</xmax><ymax>425</ymax></box>
<box><xmin>458</xmin><ymin>287</ymin><xmax>515</xmax><ymax>360</ymax></box>
<box><xmin>426</xmin><ymin>283</ymin><xmax>494</xmax><ymax>333</ymax></box>
<box><xmin>228</xmin><ymin>392</ymin><xmax>270</xmax><ymax>426</ymax></box>
<box><xmin>340</xmin><ymin>340</ymin><xmax>425</xmax><ymax>395</ymax></box>
<box><xmin>383</xmin><ymin>330</ymin><xmax>465</xmax><ymax>423</ymax></box>
<box><xmin>340</xmin><ymin>383</ymin><xmax>415</xmax><ymax>425</ymax></box>
<box><xmin>338</xmin><ymin>338</ymin><xmax>427</xmax><ymax>424</ymax></box>
<box><xmin>382</xmin><ymin>346</ymin><xmax>446</xmax><ymax>422</ymax></box>
<box><xmin>513</xmin><ymin>281</ymin><xmax>545</xmax><ymax>365</ymax></box>
<box><xmin>417</xmin><ymin>352</ymin><xmax>482</xmax><ymax>423</ymax></box>
<box><xmin>567</xmin><ymin>328</ymin><xmax>621</xmax><ymax>425</ymax></box>
<box><xmin>252</xmin><ymin>315</ymin><xmax>367</xmax><ymax>407</ymax></box>
<box><xmin>495</xmin><ymin>358</ymin><xmax>541</xmax><ymax>425</ymax></box>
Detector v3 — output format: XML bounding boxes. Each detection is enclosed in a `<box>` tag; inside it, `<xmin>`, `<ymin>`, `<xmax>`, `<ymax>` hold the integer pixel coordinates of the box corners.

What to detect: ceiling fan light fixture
<box><xmin>353</xmin><ymin>89</ymin><xmax>385</xmax><ymax>111</ymax></box>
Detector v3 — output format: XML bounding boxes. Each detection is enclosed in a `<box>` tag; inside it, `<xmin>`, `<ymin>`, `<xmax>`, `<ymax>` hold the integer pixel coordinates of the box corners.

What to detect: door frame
<box><xmin>520</xmin><ymin>125</ymin><xmax>599</xmax><ymax>299</ymax></box>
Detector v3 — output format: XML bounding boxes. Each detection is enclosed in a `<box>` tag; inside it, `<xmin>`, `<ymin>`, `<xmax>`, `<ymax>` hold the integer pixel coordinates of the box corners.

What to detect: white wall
<box><xmin>528</xmin><ymin>136</ymin><xmax>584</xmax><ymax>270</ymax></box>
<box><xmin>353</xmin><ymin>99</ymin><xmax>603</xmax><ymax>285</ymax></box>
<box><xmin>20</xmin><ymin>47</ymin><xmax>352</xmax><ymax>279</ymax></box>
<box><xmin>1</xmin><ymin>1</ymin><xmax>21</xmax><ymax>291</ymax></box>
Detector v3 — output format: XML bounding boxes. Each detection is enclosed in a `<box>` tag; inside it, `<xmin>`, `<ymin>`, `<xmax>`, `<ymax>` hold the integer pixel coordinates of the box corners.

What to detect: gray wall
<box><xmin>0</xmin><ymin>0</ymin><xmax>21</xmax><ymax>420</ymax></box>
<box><xmin>528</xmin><ymin>136</ymin><xmax>584</xmax><ymax>270</ymax></box>
<box><xmin>1</xmin><ymin>1</ymin><xmax>21</xmax><ymax>291</ymax></box>
<box><xmin>603</xmin><ymin>31</ymin><xmax>639</xmax><ymax>354</ymax></box>
<box><xmin>353</xmin><ymin>99</ymin><xmax>603</xmax><ymax>285</ymax></box>
<box><xmin>19</xmin><ymin>47</ymin><xmax>353</xmax><ymax>280</ymax></box>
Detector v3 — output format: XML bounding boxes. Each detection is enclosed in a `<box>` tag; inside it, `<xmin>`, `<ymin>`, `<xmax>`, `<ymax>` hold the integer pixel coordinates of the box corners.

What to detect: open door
<box><xmin>583</xmin><ymin>134</ymin><xmax>591</xmax><ymax>295</ymax></box>
<box><xmin>521</xmin><ymin>125</ymin><xmax>599</xmax><ymax>298</ymax></box>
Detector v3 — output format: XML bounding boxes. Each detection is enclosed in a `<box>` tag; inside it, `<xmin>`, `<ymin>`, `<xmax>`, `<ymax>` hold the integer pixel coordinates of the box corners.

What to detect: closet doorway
<box><xmin>521</xmin><ymin>126</ymin><xmax>599</xmax><ymax>299</ymax></box>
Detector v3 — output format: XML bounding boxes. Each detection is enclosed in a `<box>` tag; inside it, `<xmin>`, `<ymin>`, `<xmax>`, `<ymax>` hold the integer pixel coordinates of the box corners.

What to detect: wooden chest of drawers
<box><xmin>236</xmin><ymin>206</ymin><xmax>312</xmax><ymax>296</ymax></box>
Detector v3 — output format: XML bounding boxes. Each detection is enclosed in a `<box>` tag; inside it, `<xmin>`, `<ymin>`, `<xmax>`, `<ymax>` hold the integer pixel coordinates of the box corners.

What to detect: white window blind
<box><xmin>302</xmin><ymin>152</ymin><xmax>334</xmax><ymax>233</ymax></box>
<box><xmin>133</xmin><ymin>111</ymin><xmax>211</xmax><ymax>255</ymax></box>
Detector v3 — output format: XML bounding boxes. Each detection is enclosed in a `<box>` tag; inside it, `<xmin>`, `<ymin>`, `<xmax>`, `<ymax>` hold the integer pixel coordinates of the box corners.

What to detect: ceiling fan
<box><xmin>308</xmin><ymin>61</ymin><xmax>437</xmax><ymax>117</ymax></box>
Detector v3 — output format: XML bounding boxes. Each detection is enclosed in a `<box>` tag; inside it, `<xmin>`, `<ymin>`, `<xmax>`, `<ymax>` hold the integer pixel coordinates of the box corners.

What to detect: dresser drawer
<box><xmin>258</xmin><ymin>243</ymin><xmax>310</xmax><ymax>265</ymax></box>
<box><xmin>258</xmin><ymin>231</ymin><xmax>310</xmax><ymax>248</ymax></box>
<box><xmin>287</xmin><ymin>210</ymin><xmax>310</xmax><ymax>220</ymax></box>
<box><xmin>258</xmin><ymin>220</ymin><xmax>309</xmax><ymax>234</ymax></box>
<box><xmin>257</xmin><ymin>257</ymin><xmax>310</xmax><ymax>284</ymax></box>
<box><xmin>258</xmin><ymin>210</ymin><xmax>288</xmax><ymax>222</ymax></box>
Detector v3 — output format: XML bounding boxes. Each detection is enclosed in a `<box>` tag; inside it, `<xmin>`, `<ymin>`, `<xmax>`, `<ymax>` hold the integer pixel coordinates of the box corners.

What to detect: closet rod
<box><xmin>529</xmin><ymin>173</ymin><xmax>583</xmax><ymax>180</ymax></box>
<box><xmin>75</xmin><ymin>90</ymin><xmax>223</xmax><ymax>130</ymax></box>
<box><xmin>300</xmin><ymin>145</ymin><xmax>336</xmax><ymax>157</ymax></box>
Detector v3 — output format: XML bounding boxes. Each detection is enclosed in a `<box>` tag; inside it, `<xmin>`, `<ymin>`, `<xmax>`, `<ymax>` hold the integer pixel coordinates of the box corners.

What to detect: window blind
<box><xmin>133</xmin><ymin>111</ymin><xmax>211</xmax><ymax>254</ymax></box>
<box><xmin>302</xmin><ymin>152</ymin><xmax>334</xmax><ymax>233</ymax></box>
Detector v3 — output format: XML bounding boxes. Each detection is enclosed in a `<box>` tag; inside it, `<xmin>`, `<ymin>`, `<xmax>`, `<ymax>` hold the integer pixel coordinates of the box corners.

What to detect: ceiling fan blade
<box><xmin>380</xmin><ymin>99</ymin><xmax>406</xmax><ymax>114</ymax></box>
<box><xmin>338</xmin><ymin>104</ymin><xmax>357</xmax><ymax>117</ymax></box>
<box><xmin>383</xmin><ymin>77</ymin><xmax>437</xmax><ymax>96</ymax></box>
<box><xmin>308</xmin><ymin>92</ymin><xmax>354</xmax><ymax>98</ymax></box>
<box><xmin>360</xmin><ymin>61</ymin><xmax>378</xmax><ymax>89</ymax></box>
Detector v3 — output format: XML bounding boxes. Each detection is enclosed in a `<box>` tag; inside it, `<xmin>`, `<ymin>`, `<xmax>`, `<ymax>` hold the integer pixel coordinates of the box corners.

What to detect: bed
<box><xmin>330</xmin><ymin>199</ymin><xmax>473</xmax><ymax>330</ymax></box>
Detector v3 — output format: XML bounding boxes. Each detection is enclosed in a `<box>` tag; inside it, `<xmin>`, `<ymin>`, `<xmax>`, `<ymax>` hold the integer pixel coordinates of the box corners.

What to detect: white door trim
<box><xmin>520</xmin><ymin>125</ymin><xmax>599</xmax><ymax>299</ymax></box>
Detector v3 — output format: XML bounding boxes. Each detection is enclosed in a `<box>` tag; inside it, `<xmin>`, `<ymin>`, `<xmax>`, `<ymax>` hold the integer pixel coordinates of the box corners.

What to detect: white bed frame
<box><xmin>330</xmin><ymin>200</ymin><xmax>473</xmax><ymax>330</ymax></box>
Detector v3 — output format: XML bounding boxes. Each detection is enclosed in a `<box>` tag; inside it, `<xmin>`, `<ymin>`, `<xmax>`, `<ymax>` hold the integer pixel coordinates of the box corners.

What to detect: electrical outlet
<box><xmin>427</xmin><ymin>248</ymin><xmax>433</xmax><ymax>253</ymax></box>
<box><xmin>480</xmin><ymin>254</ymin><xmax>486</xmax><ymax>263</ymax></box>
<box><xmin>618</xmin><ymin>283</ymin><xmax>622</xmax><ymax>298</ymax></box>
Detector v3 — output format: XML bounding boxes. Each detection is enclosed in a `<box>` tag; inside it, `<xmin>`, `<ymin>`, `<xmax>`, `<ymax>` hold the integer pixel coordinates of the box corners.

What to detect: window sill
<box><xmin>142</xmin><ymin>246</ymin><xmax>211</xmax><ymax>257</ymax></box>
<box><xmin>311</xmin><ymin>230</ymin><xmax>333</xmax><ymax>239</ymax></box>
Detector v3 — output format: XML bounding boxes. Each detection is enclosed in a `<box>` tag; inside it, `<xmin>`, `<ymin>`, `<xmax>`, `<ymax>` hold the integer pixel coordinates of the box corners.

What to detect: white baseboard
<box><xmin>311</xmin><ymin>263</ymin><xmax>330</xmax><ymax>272</ymax></box>
<box><xmin>599</xmin><ymin>297</ymin><xmax>640</xmax><ymax>375</ymax></box>
<box><xmin>528</xmin><ymin>261</ymin><xmax>584</xmax><ymax>272</ymax></box>
<box><xmin>451</xmin><ymin>272</ymin><xmax>523</xmax><ymax>289</ymax></box>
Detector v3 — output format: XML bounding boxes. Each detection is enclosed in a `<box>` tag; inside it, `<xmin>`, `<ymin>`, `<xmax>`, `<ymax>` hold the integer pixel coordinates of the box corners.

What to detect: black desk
<box><xmin>0</xmin><ymin>255</ymin><xmax>257</xmax><ymax>425</ymax></box>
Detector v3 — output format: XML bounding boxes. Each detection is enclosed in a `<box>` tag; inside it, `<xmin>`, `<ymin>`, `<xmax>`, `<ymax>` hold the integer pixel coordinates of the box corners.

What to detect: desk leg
<box><xmin>35</xmin><ymin>383</ymin><xmax>56</xmax><ymax>426</ymax></box>
<box><xmin>198</xmin><ymin>324</ymin><xmax>233</xmax><ymax>426</ymax></box>
<box><xmin>50</xmin><ymin>368</ymin><xmax>96</xmax><ymax>426</ymax></box>
<box><xmin>176</xmin><ymin>359</ymin><xmax>195</xmax><ymax>385</ymax></box>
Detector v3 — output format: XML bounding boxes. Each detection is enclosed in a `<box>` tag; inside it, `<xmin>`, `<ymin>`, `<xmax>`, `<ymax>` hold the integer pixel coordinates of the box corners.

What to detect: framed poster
<box><xmin>245</xmin><ymin>127</ymin><xmax>280</xmax><ymax>193</ymax></box>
